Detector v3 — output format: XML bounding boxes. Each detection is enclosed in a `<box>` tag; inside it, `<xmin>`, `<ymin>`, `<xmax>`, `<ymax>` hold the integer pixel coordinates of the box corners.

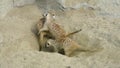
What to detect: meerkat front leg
<box><xmin>39</xmin><ymin>24</ymin><xmax>50</xmax><ymax>46</ymax></box>
<box><xmin>39</xmin><ymin>24</ymin><xmax>49</xmax><ymax>32</ymax></box>
<box><xmin>39</xmin><ymin>31</ymin><xmax>46</xmax><ymax>50</ymax></box>
<box><xmin>39</xmin><ymin>31</ymin><xmax>47</xmax><ymax>43</ymax></box>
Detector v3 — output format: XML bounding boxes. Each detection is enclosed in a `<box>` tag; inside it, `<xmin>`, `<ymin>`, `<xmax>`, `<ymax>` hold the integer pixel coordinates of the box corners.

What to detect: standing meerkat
<box><xmin>39</xmin><ymin>12</ymin><xmax>66</xmax><ymax>41</ymax></box>
<box><xmin>39</xmin><ymin>12</ymin><xmax>82</xmax><ymax>41</ymax></box>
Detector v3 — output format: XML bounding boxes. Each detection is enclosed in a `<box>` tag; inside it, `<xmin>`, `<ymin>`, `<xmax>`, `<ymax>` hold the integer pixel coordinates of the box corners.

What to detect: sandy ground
<box><xmin>0</xmin><ymin>4</ymin><xmax>120</xmax><ymax>68</ymax></box>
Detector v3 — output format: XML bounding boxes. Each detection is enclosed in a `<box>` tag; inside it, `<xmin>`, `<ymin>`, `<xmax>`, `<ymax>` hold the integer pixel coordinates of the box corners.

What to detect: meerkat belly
<box><xmin>48</xmin><ymin>23</ymin><xmax>66</xmax><ymax>39</ymax></box>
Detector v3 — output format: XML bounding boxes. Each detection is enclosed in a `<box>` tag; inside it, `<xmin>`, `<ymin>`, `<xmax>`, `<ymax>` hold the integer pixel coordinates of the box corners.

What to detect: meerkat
<box><xmin>38</xmin><ymin>12</ymin><xmax>84</xmax><ymax>56</ymax></box>
<box><xmin>37</xmin><ymin>15</ymin><xmax>54</xmax><ymax>50</ymax></box>
<box><xmin>44</xmin><ymin>29</ymin><xmax>82</xmax><ymax>52</ymax></box>
<box><xmin>37</xmin><ymin>12</ymin><xmax>82</xmax><ymax>51</ymax></box>
<box><xmin>46</xmin><ymin>37</ymin><xmax>103</xmax><ymax>57</ymax></box>
<box><xmin>39</xmin><ymin>12</ymin><xmax>82</xmax><ymax>42</ymax></box>
<box><xmin>45</xmin><ymin>37</ymin><xmax>81</xmax><ymax>56</ymax></box>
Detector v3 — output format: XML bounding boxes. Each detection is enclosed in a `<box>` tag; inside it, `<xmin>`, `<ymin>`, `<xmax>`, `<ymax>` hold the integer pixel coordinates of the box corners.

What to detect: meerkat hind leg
<box><xmin>64</xmin><ymin>45</ymin><xmax>79</xmax><ymax>57</ymax></box>
<box><xmin>63</xmin><ymin>38</ymin><xmax>81</xmax><ymax>57</ymax></box>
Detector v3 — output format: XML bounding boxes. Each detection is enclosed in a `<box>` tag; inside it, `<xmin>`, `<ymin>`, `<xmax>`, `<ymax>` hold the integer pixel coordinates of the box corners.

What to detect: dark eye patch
<box><xmin>45</xmin><ymin>42</ymin><xmax>50</xmax><ymax>48</ymax></box>
<box><xmin>43</xmin><ymin>13</ymin><xmax>48</xmax><ymax>17</ymax></box>
<box><xmin>45</xmin><ymin>13</ymin><xmax>48</xmax><ymax>16</ymax></box>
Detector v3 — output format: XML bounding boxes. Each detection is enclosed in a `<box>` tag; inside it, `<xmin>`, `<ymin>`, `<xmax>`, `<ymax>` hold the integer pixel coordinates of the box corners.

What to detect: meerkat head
<box><xmin>40</xmin><ymin>39</ymin><xmax>56</xmax><ymax>52</ymax></box>
<box><xmin>44</xmin><ymin>11</ymin><xmax>55</xmax><ymax>23</ymax></box>
<box><xmin>45</xmin><ymin>39</ymin><xmax>56</xmax><ymax>48</ymax></box>
<box><xmin>45</xmin><ymin>39</ymin><xmax>59</xmax><ymax>52</ymax></box>
<box><xmin>46</xmin><ymin>39</ymin><xmax>65</xmax><ymax>55</ymax></box>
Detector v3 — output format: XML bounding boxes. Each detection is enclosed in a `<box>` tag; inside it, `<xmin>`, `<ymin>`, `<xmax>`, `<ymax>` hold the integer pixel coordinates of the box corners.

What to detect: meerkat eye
<box><xmin>45</xmin><ymin>42</ymin><xmax>50</xmax><ymax>48</ymax></box>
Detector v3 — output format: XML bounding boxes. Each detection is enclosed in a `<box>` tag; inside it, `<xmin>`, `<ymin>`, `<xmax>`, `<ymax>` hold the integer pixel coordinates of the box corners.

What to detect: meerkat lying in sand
<box><xmin>45</xmin><ymin>38</ymin><xmax>81</xmax><ymax>56</ymax></box>
<box><xmin>37</xmin><ymin>14</ymin><xmax>81</xmax><ymax>51</ymax></box>
<box><xmin>38</xmin><ymin>12</ymin><xmax>85</xmax><ymax>56</ymax></box>
<box><xmin>46</xmin><ymin>38</ymin><xmax>103</xmax><ymax>57</ymax></box>
<box><xmin>42</xmin><ymin>29</ymin><xmax>82</xmax><ymax>52</ymax></box>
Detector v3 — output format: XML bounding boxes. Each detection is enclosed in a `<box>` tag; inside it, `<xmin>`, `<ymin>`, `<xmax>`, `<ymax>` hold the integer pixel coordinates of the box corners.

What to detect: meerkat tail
<box><xmin>76</xmin><ymin>45</ymin><xmax>103</xmax><ymax>52</ymax></box>
<box><xmin>66</xmin><ymin>29</ymin><xmax>82</xmax><ymax>37</ymax></box>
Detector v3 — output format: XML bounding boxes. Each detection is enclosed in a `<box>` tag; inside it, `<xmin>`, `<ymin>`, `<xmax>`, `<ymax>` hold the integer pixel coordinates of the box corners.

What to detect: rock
<box><xmin>0</xmin><ymin>0</ymin><xmax>13</xmax><ymax>18</ymax></box>
<box><xmin>0</xmin><ymin>0</ymin><xmax>35</xmax><ymax>19</ymax></box>
<box><xmin>36</xmin><ymin>0</ymin><xmax>65</xmax><ymax>13</ymax></box>
<box><xmin>59</xmin><ymin>0</ymin><xmax>89</xmax><ymax>8</ymax></box>
<box><xmin>13</xmin><ymin>0</ymin><xmax>35</xmax><ymax>7</ymax></box>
